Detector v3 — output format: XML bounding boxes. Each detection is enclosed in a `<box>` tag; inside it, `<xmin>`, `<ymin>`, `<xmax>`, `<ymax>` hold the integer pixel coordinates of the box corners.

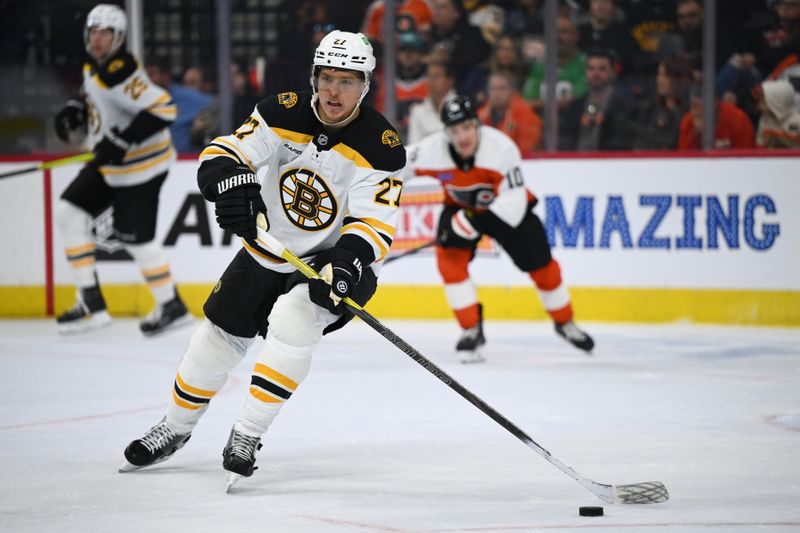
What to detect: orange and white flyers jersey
<box><xmin>403</xmin><ymin>125</ymin><xmax>532</xmax><ymax>229</ymax></box>
<box><xmin>82</xmin><ymin>51</ymin><xmax>176</xmax><ymax>187</ymax></box>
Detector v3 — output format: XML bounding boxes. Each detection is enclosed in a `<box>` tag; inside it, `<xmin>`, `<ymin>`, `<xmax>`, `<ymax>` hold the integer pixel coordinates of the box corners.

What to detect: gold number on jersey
<box><xmin>123</xmin><ymin>76</ymin><xmax>148</xmax><ymax>101</ymax></box>
<box><xmin>234</xmin><ymin>116</ymin><xmax>260</xmax><ymax>140</ymax></box>
<box><xmin>374</xmin><ymin>178</ymin><xmax>403</xmax><ymax>208</ymax></box>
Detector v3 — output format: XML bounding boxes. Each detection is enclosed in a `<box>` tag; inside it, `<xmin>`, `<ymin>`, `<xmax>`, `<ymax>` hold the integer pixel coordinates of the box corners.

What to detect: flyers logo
<box><xmin>277</xmin><ymin>92</ymin><xmax>298</xmax><ymax>109</ymax></box>
<box><xmin>381</xmin><ymin>129</ymin><xmax>401</xmax><ymax>148</ymax></box>
<box><xmin>279</xmin><ymin>168</ymin><xmax>337</xmax><ymax>230</ymax></box>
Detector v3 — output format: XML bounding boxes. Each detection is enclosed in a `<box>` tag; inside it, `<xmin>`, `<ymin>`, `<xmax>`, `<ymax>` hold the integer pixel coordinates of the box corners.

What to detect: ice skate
<box><xmin>119</xmin><ymin>417</ymin><xmax>191</xmax><ymax>472</ymax></box>
<box><xmin>555</xmin><ymin>320</ymin><xmax>594</xmax><ymax>352</ymax></box>
<box><xmin>456</xmin><ymin>321</ymin><xmax>486</xmax><ymax>364</ymax></box>
<box><xmin>57</xmin><ymin>285</ymin><xmax>111</xmax><ymax>335</ymax></box>
<box><xmin>139</xmin><ymin>295</ymin><xmax>192</xmax><ymax>336</ymax></box>
<box><xmin>222</xmin><ymin>426</ymin><xmax>262</xmax><ymax>492</ymax></box>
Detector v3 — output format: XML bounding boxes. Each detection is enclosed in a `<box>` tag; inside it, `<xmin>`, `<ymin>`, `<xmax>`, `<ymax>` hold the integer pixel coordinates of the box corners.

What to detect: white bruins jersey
<box><xmin>199</xmin><ymin>91</ymin><xmax>406</xmax><ymax>274</ymax></box>
<box><xmin>403</xmin><ymin>126</ymin><xmax>532</xmax><ymax>229</ymax></box>
<box><xmin>82</xmin><ymin>51</ymin><xmax>176</xmax><ymax>187</ymax></box>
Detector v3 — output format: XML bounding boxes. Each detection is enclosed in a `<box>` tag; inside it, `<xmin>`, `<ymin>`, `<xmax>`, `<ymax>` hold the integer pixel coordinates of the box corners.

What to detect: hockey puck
<box><xmin>579</xmin><ymin>506</ymin><xmax>604</xmax><ymax>517</ymax></box>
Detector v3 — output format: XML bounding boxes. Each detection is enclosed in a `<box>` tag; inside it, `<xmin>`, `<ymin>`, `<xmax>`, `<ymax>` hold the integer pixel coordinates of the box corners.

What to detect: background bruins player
<box><xmin>53</xmin><ymin>4</ymin><xmax>189</xmax><ymax>336</ymax></box>
<box><xmin>404</xmin><ymin>96</ymin><xmax>594</xmax><ymax>363</ymax></box>
<box><xmin>120</xmin><ymin>30</ymin><xmax>406</xmax><ymax>491</ymax></box>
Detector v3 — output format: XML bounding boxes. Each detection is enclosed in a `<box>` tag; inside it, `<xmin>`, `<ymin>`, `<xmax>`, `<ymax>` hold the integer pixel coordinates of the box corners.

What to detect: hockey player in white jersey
<box><xmin>53</xmin><ymin>4</ymin><xmax>190</xmax><ymax>336</ymax></box>
<box><xmin>404</xmin><ymin>96</ymin><xmax>593</xmax><ymax>363</ymax></box>
<box><xmin>120</xmin><ymin>30</ymin><xmax>406</xmax><ymax>491</ymax></box>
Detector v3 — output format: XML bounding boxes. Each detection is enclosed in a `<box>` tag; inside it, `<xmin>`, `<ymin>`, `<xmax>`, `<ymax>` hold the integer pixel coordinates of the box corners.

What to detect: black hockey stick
<box><xmin>0</xmin><ymin>152</ymin><xmax>94</xmax><ymax>180</ymax></box>
<box><xmin>255</xmin><ymin>215</ymin><xmax>668</xmax><ymax>505</ymax></box>
<box><xmin>383</xmin><ymin>239</ymin><xmax>436</xmax><ymax>265</ymax></box>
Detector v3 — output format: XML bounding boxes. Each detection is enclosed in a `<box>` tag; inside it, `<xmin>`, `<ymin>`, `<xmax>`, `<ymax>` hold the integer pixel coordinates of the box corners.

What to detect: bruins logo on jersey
<box><xmin>381</xmin><ymin>129</ymin><xmax>401</xmax><ymax>148</ymax></box>
<box><xmin>107</xmin><ymin>59</ymin><xmax>125</xmax><ymax>73</ymax></box>
<box><xmin>280</xmin><ymin>168</ymin><xmax>337</xmax><ymax>230</ymax></box>
<box><xmin>277</xmin><ymin>92</ymin><xmax>298</xmax><ymax>109</ymax></box>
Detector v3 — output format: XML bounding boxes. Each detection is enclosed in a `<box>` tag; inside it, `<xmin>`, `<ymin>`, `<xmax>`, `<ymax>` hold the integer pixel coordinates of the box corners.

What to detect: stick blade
<box><xmin>612</xmin><ymin>481</ymin><xmax>670</xmax><ymax>504</ymax></box>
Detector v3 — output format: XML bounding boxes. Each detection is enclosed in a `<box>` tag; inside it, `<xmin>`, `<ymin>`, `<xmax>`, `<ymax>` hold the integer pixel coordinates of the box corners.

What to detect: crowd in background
<box><xmin>3</xmin><ymin>0</ymin><xmax>800</xmax><ymax>155</ymax></box>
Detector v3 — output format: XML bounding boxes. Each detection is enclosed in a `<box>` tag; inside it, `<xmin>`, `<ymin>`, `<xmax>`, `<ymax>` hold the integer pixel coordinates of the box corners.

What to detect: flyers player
<box><xmin>53</xmin><ymin>4</ymin><xmax>190</xmax><ymax>336</ymax></box>
<box><xmin>404</xmin><ymin>96</ymin><xmax>594</xmax><ymax>363</ymax></box>
<box><xmin>119</xmin><ymin>30</ymin><xmax>406</xmax><ymax>491</ymax></box>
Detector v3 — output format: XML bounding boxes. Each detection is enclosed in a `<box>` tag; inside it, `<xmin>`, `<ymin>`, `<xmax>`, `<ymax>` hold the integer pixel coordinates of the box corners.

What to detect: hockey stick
<box><xmin>383</xmin><ymin>239</ymin><xmax>436</xmax><ymax>265</ymax></box>
<box><xmin>255</xmin><ymin>214</ymin><xmax>668</xmax><ymax>505</ymax></box>
<box><xmin>0</xmin><ymin>152</ymin><xmax>94</xmax><ymax>180</ymax></box>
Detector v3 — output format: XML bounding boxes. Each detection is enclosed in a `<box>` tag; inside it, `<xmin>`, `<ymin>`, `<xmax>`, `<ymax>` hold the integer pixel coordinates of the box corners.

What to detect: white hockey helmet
<box><xmin>311</xmin><ymin>30</ymin><xmax>376</xmax><ymax>113</ymax></box>
<box><xmin>84</xmin><ymin>4</ymin><xmax>127</xmax><ymax>57</ymax></box>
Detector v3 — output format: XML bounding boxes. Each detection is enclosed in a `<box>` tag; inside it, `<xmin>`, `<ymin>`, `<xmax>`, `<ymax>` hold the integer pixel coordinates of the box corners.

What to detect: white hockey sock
<box><xmin>165</xmin><ymin>319</ymin><xmax>253</xmax><ymax>434</ymax></box>
<box><xmin>235</xmin><ymin>284</ymin><xmax>331</xmax><ymax>437</ymax></box>
<box><xmin>126</xmin><ymin>241</ymin><xmax>176</xmax><ymax>304</ymax></box>
<box><xmin>55</xmin><ymin>199</ymin><xmax>97</xmax><ymax>289</ymax></box>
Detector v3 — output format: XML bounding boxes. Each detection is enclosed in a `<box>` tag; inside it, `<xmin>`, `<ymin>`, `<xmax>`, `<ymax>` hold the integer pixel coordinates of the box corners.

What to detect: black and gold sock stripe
<box><xmin>142</xmin><ymin>264</ymin><xmax>173</xmax><ymax>288</ymax></box>
<box><xmin>172</xmin><ymin>372</ymin><xmax>216</xmax><ymax>410</ymax></box>
<box><xmin>66</xmin><ymin>243</ymin><xmax>96</xmax><ymax>269</ymax></box>
<box><xmin>249</xmin><ymin>363</ymin><xmax>298</xmax><ymax>404</ymax></box>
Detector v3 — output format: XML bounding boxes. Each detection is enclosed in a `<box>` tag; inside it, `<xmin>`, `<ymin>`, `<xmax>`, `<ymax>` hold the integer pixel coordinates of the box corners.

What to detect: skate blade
<box><xmin>58</xmin><ymin>312</ymin><xmax>112</xmax><ymax>336</ymax></box>
<box><xmin>225</xmin><ymin>472</ymin><xmax>243</xmax><ymax>493</ymax></box>
<box><xmin>140</xmin><ymin>313</ymin><xmax>194</xmax><ymax>337</ymax></box>
<box><xmin>458</xmin><ymin>349</ymin><xmax>485</xmax><ymax>364</ymax></box>
<box><xmin>118</xmin><ymin>459</ymin><xmax>145</xmax><ymax>473</ymax></box>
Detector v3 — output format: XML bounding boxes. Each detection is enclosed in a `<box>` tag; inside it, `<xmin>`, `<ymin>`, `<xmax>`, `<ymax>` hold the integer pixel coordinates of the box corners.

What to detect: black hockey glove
<box><xmin>437</xmin><ymin>207</ymin><xmax>482</xmax><ymax>248</ymax></box>
<box><xmin>212</xmin><ymin>165</ymin><xmax>266</xmax><ymax>240</ymax></box>
<box><xmin>54</xmin><ymin>100</ymin><xmax>87</xmax><ymax>143</ymax></box>
<box><xmin>308</xmin><ymin>248</ymin><xmax>363</xmax><ymax>314</ymax></box>
<box><xmin>92</xmin><ymin>127</ymin><xmax>131</xmax><ymax>166</ymax></box>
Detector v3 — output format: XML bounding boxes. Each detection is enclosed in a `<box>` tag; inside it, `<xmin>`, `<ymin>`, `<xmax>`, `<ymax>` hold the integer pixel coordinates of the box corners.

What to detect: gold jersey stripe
<box><xmin>100</xmin><ymin>147</ymin><xmax>174</xmax><ymax>175</ymax></box>
<box><xmin>253</xmin><ymin>363</ymin><xmax>298</xmax><ymax>391</ymax></box>
<box><xmin>270</xmin><ymin>127</ymin><xmax>314</xmax><ymax>144</ymax></box>
<box><xmin>142</xmin><ymin>263</ymin><xmax>170</xmax><ymax>278</ymax></box>
<box><xmin>68</xmin><ymin>257</ymin><xmax>95</xmax><ymax>268</ymax></box>
<box><xmin>125</xmin><ymin>139</ymin><xmax>172</xmax><ymax>161</ymax></box>
<box><xmin>357</xmin><ymin>216</ymin><xmax>396</xmax><ymax>237</ymax></box>
<box><xmin>176</xmin><ymin>372</ymin><xmax>216</xmax><ymax>399</ymax></box>
<box><xmin>199</xmin><ymin>146</ymin><xmax>231</xmax><ymax>160</ymax></box>
<box><xmin>333</xmin><ymin>143</ymin><xmax>372</xmax><ymax>169</ymax></box>
<box><xmin>249</xmin><ymin>386</ymin><xmax>283</xmax><ymax>403</ymax></box>
<box><xmin>214</xmin><ymin>137</ymin><xmax>253</xmax><ymax>169</ymax></box>
<box><xmin>242</xmin><ymin>240</ymin><xmax>285</xmax><ymax>263</ymax></box>
<box><xmin>65</xmin><ymin>242</ymin><xmax>96</xmax><ymax>256</ymax></box>
<box><xmin>172</xmin><ymin>390</ymin><xmax>204</xmax><ymax>410</ymax></box>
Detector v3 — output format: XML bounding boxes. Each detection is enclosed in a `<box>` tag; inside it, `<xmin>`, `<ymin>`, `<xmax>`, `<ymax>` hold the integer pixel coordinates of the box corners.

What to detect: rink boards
<box><xmin>0</xmin><ymin>153</ymin><xmax>798</xmax><ymax>325</ymax></box>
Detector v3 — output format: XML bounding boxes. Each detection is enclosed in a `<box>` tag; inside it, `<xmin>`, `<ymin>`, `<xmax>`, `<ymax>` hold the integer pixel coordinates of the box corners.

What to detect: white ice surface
<box><xmin>1</xmin><ymin>318</ymin><xmax>799</xmax><ymax>532</ymax></box>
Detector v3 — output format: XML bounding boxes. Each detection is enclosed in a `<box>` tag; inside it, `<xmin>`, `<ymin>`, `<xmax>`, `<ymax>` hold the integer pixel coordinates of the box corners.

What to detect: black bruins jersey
<box><xmin>199</xmin><ymin>91</ymin><xmax>406</xmax><ymax>273</ymax></box>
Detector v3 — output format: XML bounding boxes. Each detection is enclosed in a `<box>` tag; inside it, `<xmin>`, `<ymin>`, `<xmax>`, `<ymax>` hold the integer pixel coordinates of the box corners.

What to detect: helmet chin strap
<box><xmin>310</xmin><ymin>78</ymin><xmax>370</xmax><ymax>128</ymax></box>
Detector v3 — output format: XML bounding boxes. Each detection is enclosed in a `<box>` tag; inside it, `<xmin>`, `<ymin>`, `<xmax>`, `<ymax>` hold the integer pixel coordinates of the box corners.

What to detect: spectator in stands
<box><xmin>523</xmin><ymin>16</ymin><xmax>588</xmax><ymax>114</ymax></box>
<box><xmin>579</xmin><ymin>0</ymin><xmax>639</xmax><ymax>75</ymax></box>
<box><xmin>755</xmin><ymin>0</ymin><xmax>800</xmax><ymax>76</ymax></box>
<box><xmin>503</xmin><ymin>0</ymin><xmax>545</xmax><ymax>40</ymax></box>
<box><xmin>428</xmin><ymin>0</ymin><xmax>492</xmax><ymax>88</ymax></box>
<box><xmin>361</xmin><ymin>0</ymin><xmax>432</xmax><ymax>44</ymax></box>
<box><xmin>632</xmin><ymin>57</ymin><xmax>693</xmax><ymax>150</ymax></box>
<box><xmin>625</xmin><ymin>0</ymin><xmax>677</xmax><ymax>75</ymax></box>
<box><xmin>190</xmin><ymin>60</ymin><xmax>261</xmax><ymax>147</ymax></box>
<box><xmin>182</xmin><ymin>66</ymin><xmax>211</xmax><ymax>94</ymax></box>
<box><xmin>374</xmin><ymin>31</ymin><xmax>429</xmax><ymax>139</ymax></box>
<box><xmin>678</xmin><ymin>83</ymin><xmax>756</xmax><ymax>149</ymax></box>
<box><xmin>659</xmin><ymin>0</ymin><xmax>735</xmax><ymax>70</ymax></box>
<box><xmin>560</xmin><ymin>49</ymin><xmax>634</xmax><ymax>150</ymax></box>
<box><xmin>462</xmin><ymin>35</ymin><xmax>526</xmax><ymax>105</ymax></box>
<box><xmin>145</xmin><ymin>56</ymin><xmax>213</xmax><ymax>153</ymax></box>
<box><xmin>407</xmin><ymin>60</ymin><xmax>457</xmax><ymax>143</ymax></box>
<box><xmin>477</xmin><ymin>70</ymin><xmax>543</xmax><ymax>156</ymax></box>
<box><xmin>756</xmin><ymin>79</ymin><xmax>800</xmax><ymax>147</ymax></box>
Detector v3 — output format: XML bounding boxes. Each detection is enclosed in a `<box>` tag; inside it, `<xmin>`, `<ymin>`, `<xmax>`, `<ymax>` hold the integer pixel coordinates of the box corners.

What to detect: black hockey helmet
<box><xmin>440</xmin><ymin>96</ymin><xmax>477</xmax><ymax>127</ymax></box>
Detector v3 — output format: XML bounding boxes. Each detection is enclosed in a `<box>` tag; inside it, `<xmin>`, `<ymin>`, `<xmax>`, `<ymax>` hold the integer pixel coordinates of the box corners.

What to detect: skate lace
<box><xmin>229</xmin><ymin>431</ymin><xmax>261</xmax><ymax>462</ymax></box>
<box><xmin>142</xmin><ymin>305</ymin><xmax>164</xmax><ymax>325</ymax></box>
<box><xmin>461</xmin><ymin>326</ymin><xmax>481</xmax><ymax>341</ymax></box>
<box><xmin>140</xmin><ymin>422</ymin><xmax>177</xmax><ymax>454</ymax></box>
